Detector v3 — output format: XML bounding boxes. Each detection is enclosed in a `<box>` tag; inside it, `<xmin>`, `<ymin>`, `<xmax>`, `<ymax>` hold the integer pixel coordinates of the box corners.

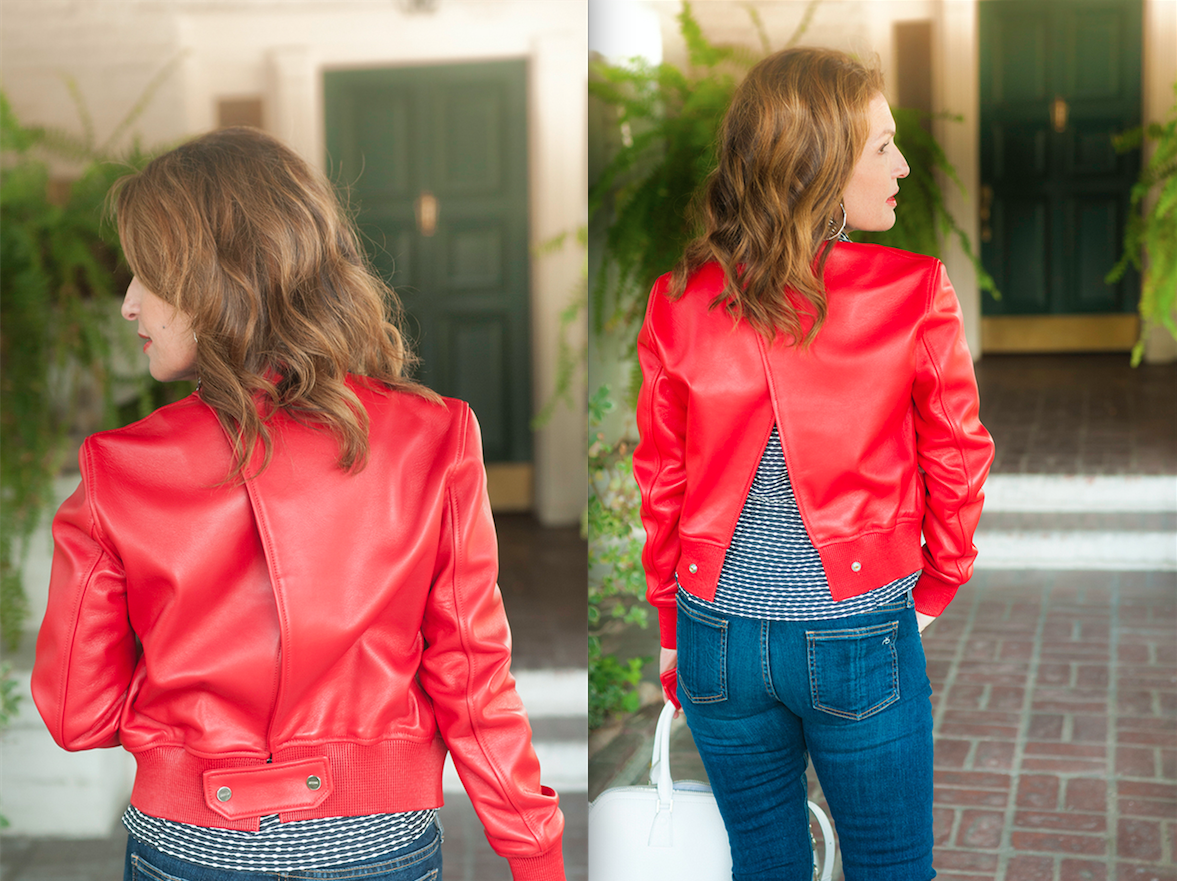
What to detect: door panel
<box><xmin>324</xmin><ymin>61</ymin><xmax>530</xmax><ymax>463</ymax></box>
<box><xmin>995</xmin><ymin>18</ymin><xmax>1048</xmax><ymax>103</ymax></box>
<box><xmin>437</xmin><ymin>85</ymin><xmax>504</xmax><ymax>192</ymax></box>
<box><xmin>998</xmin><ymin>199</ymin><xmax>1049</xmax><ymax>311</ymax></box>
<box><xmin>1072</xmin><ymin>198</ymin><xmax>1121</xmax><ymax>311</ymax></box>
<box><xmin>980</xmin><ymin>0</ymin><xmax>1141</xmax><ymax>318</ymax></box>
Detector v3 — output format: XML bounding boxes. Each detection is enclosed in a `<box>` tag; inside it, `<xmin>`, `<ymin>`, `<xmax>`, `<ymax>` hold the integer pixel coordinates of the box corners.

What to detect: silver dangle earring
<box><xmin>825</xmin><ymin>201</ymin><xmax>847</xmax><ymax>241</ymax></box>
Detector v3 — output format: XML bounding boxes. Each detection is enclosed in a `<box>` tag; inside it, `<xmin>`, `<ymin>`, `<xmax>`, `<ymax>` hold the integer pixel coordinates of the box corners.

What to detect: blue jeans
<box><xmin>124</xmin><ymin>816</ymin><xmax>443</xmax><ymax>881</ymax></box>
<box><xmin>676</xmin><ymin>591</ymin><xmax>935</xmax><ymax>881</ymax></box>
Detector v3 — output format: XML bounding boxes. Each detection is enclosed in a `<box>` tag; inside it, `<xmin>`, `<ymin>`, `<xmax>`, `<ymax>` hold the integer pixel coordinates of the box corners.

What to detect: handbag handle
<box><xmin>648</xmin><ymin>701</ymin><xmax>838</xmax><ymax>879</ymax></box>
<box><xmin>649</xmin><ymin>701</ymin><xmax>676</xmax><ymax>807</ymax></box>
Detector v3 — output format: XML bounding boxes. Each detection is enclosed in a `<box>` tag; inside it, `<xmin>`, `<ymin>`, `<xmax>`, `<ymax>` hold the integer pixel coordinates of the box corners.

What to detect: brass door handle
<box><xmin>415</xmin><ymin>190</ymin><xmax>438</xmax><ymax>237</ymax></box>
<box><xmin>1051</xmin><ymin>96</ymin><xmax>1069</xmax><ymax>133</ymax></box>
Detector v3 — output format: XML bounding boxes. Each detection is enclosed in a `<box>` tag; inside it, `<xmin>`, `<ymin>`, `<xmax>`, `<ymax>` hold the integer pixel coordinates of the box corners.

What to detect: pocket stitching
<box><xmin>806</xmin><ymin>621</ymin><xmax>900</xmax><ymax>721</ymax></box>
<box><xmin>129</xmin><ymin>855</ymin><xmax>183</xmax><ymax>881</ymax></box>
<box><xmin>677</xmin><ymin>596</ymin><xmax>727</xmax><ymax>704</ymax></box>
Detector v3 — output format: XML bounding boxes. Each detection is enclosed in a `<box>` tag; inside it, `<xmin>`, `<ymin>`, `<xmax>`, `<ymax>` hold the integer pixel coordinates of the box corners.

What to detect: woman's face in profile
<box><xmin>121</xmin><ymin>277</ymin><xmax>199</xmax><ymax>383</ymax></box>
<box><xmin>843</xmin><ymin>93</ymin><xmax>910</xmax><ymax>232</ymax></box>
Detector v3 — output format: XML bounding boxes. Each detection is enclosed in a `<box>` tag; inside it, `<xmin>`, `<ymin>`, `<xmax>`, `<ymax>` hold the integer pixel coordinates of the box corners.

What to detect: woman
<box><xmin>633</xmin><ymin>49</ymin><xmax>994</xmax><ymax>880</ymax></box>
<box><xmin>32</xmin><ymin>127</ymin><xmax>565</xmax><ymax>881</ymax></box>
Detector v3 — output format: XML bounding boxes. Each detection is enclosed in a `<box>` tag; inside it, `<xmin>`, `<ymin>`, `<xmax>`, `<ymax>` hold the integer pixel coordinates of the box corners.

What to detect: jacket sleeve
<box><xmin>633</xmin><ymin>280</ymin><xmax>688</xmax><ymax>649</ymax></box>
<box><xmin>911</xmin><ymin>264</ymin><xmax>995</xmax><ymax>616</ymax></box>
<box><xmin>31</xmin><ymin>443</ymin><xmax>140</xmax><ymax>751</ymax></box>
<box><xmin>418</xmin><ymin>405</ymin><xmax>565</xmax><ymax>881</ymax></box>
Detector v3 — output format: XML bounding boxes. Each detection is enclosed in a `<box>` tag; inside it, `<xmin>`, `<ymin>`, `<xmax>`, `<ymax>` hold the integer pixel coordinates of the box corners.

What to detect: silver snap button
<box><xmin>688</xmin><ymin>563</ymin><xmax>698</xmax><ymax>574</ymax></box>
<box><xmin>306</xmin><ymin>775</ymin><xmax>322</xmax><ymax>791</ymax></box>
<box><xmin>850</xmin><ymin>561</ymin><xmax>862</xmax><ymax>572</ymax></box>
<box><xmin>216</xmin><ymin>786</ymin><xmax>232</xmax><ymax>802</ymax></box>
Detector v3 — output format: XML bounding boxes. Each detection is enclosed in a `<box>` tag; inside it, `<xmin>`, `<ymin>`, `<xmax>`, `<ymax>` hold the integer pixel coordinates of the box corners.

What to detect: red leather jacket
<box><xmin>634</xmin><ymin>245</ymin><xmax>995</xmax><ymax>649</ymax></box>
<box><xmin>32</xmin><ymin>379</ymin><xmax>564</xmax><ymax>881</ymax></box>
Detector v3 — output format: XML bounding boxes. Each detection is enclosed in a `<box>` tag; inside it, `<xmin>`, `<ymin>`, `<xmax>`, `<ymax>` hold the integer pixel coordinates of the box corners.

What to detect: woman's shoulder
<box><xmin>646</xmin><ymin>262</ymin><xmax>731</xmax><ymax>324</ymax></box>
<box><xmin>650</xmin><ymin>261</ymin><xmax>727</xmax><ymax>302</ymax></box>
<box><xmin>643</xmin><ymin>262</ymin><xmax>740</xmax><ymax>348</ymax></box>
<box><xmin>76</xmin><ymin>392</ymin><xmax>232</xmax><ymax>486</ymax></box>
<box><xmin>83</xmin><ymin>392</ymin><xmax>216</xmax><ymax>452</ymax></box>
<box><xmin>828</xmin><ymin>241</ymin><xmax>942</xmax><ymax>281</ymax></box>
<box><xmin>825</xmin><ymin>242</ymin><xmax>946</xmax><ymax>309</ymax></box>
<box><xmin>350</xmin><ymin>377</ymin><xmax>473</xmax><ymax>446</ymax></box>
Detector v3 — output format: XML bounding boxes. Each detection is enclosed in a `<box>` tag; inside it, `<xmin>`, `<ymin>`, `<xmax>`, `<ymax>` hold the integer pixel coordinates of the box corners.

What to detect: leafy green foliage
<box><xmin>0</xmin><ymin>661</ymin><xmax>20</xmax><ymax>826</ymax></box>
<box><xmin>588</xmin><ymin>646</ymin><xmax>646</xmax><ymax>730</ymax></box>
<box><xmin>586</xmin><ymin>385</ymin><xmax>651</xmax><ymax>728</ymax></box>
<box><xmin>1107</xmin><ymin>82</ymin><xmax>1177</xmax><ymax>365</ymax></box>
<box><xmin>0</xmin><ymin>85</ymin><xmax>174</xmax><ymax>651</ymax></box>
<box><xmin>588</xmin><ymin>1</ymin><xmax>775</xmax><ymax>358</ymax></box>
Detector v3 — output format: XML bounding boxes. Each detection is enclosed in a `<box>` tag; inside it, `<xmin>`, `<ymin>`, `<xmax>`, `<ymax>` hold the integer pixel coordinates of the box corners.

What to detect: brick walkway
<box><xmin>920</xmin><ymin>568</ymin><xmax>1175</xmax><ymax>881</ymax></box>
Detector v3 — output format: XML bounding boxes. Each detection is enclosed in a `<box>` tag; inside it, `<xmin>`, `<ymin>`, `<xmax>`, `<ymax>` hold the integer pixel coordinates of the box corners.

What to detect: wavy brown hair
<box><xmin>114</xmin><ymin>126</ymin><xmax>438</xmax><ymax>480</ymax></box>
<box><xmin>670</xmin><ymin>47</ymin><xmax>884</xmax><ymax>344</ymax></box>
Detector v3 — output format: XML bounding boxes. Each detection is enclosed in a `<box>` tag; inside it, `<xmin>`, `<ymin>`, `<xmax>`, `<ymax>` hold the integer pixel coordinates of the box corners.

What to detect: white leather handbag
<box><xmin>588</xmin><ymin>701</ymin><xmax>836</xmax><ymax>881</ymax></box>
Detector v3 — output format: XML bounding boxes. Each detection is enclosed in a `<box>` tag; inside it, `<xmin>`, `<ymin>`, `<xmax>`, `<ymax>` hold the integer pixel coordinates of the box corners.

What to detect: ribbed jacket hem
<box><xmin>667</xmin><ymin>519</ymin><xmax>929</xmax><ymax>649</ymax></box>
<box><xmin>507</xmin><ymin>842</ymin><xmax>566</xmax><ymax>881</ymax></box>
<box><xmin>129</xmin><ymin>738</ymin><xmax>447</xmax><ymax>831</ymax></box>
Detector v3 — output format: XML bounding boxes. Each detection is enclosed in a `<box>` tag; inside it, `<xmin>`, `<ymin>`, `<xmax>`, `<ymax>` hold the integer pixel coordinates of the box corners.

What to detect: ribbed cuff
<box><xmin>913</xmin><ymin>570</ymin><xmax>959</xmax><ymax>617</ymax></box>
<box><xmin>658</xmin><ymin>605</ymin><xmax>677</xmax><ymax>649</ymax></box>
<box><xmin>507</xmin><ymin>842</ymin><xmax>566</xmax><ymax>881</ymax></box>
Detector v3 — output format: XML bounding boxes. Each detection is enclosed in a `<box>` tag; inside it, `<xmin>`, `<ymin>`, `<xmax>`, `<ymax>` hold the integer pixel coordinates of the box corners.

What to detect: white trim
<box><xmin>974</xmin><ymin>530</ymin><xmax>1176</xmax><ymax>571</ymax></box>
<box><xmin>982</xmin><ymin>474</ymin><xmax>1177</xmax><ymax>513</ymax></box>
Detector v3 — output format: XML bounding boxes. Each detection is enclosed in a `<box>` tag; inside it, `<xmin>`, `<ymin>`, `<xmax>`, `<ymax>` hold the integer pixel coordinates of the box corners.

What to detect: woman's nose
<box><xmin>121</xmin><ymin>286</ymin><xmax>138</xmax><ymax>321</ymax></box>
<box><xmin>896</xmin><ymin>149</ymin><xmax>910</xmax><ymax>179</ymax></box>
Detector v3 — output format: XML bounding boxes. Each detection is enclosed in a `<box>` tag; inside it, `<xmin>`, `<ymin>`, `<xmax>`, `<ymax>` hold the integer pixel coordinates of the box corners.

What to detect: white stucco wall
<box><xmin>1</xmin><ymin>0</ymin><xmax>588</xmax><ymax>525</ymax></box>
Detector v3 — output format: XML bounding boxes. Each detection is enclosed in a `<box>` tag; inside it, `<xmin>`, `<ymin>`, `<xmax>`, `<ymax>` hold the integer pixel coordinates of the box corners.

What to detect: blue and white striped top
<box><xmin>123</xmin><ymin>804</ymin><xmax>436</xmax><ymax>872</ymax></box>
<box><xmin>698</xmin><ymin>425</ymin><xmax>919</xmax><ymax>620</ymax></box>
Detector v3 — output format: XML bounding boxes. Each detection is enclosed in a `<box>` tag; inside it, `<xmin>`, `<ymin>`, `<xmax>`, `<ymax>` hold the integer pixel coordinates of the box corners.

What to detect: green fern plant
<box><xmin>586</xmin><ymin>384</ymin><xmax>650</xmax><ymax>728</ymax></box>
<box><xmin>1107</xmin><ymin>82</ymin><xmax>1177</xmax><ymax>366</ymax></box>
<box><xmin>589</xmin><ymin>1</ymin><xmax>781</xmax><ymax>357</ymax></box>
<box><xmin>0</xmin><ymin>72</ymin><xmax>181</xmax><ymax>651</ymax></box>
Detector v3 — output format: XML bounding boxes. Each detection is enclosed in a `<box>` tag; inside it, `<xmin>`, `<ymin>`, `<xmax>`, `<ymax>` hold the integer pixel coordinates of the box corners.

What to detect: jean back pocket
<box><xmin>676</xmin><ymin>594</ymin><xmax>728</xmax><ymax>704</ymax></box>
<box><xmin>806</xmin><ymin>620</ymin><xmax>899</xmax><ymax>720</ymax></box>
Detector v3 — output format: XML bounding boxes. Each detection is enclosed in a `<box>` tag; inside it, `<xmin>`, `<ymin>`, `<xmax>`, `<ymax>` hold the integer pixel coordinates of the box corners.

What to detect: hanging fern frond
<box><xmin>1107</xmin><ymin>82</ymin><xmax>1177</xmax><ymax>365</ymax></box>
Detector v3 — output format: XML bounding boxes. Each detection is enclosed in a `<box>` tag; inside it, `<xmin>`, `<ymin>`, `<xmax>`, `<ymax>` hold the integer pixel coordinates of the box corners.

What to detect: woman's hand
<box><xmin>659</xmin><ymin>647</ymin><xmax>681</xmax><ymax>715</ymax></box>
<box><xmin>915</xmin><ymin>611</ymin><xmax>936</xmax><ymax>634</ymax></box>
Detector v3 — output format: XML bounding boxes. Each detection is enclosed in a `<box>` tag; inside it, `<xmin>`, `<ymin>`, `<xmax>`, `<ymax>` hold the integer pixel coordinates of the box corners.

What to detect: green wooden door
<box><xmin>980</xmin><ymin>0</ymin><xmax>1141</xmax><ymax>316</ymax></box>
<box><xmin>324</xmin><ymin>61</ymin><xmax>530</xmax><ymax>463</ymax></box>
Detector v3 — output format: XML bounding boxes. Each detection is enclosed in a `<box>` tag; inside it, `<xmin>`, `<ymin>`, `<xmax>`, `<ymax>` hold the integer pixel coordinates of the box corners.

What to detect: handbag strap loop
<box><xmin>650</xmin><ymin>701</ymin><xmax>677</xmax><ymax>807</ymax></box>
